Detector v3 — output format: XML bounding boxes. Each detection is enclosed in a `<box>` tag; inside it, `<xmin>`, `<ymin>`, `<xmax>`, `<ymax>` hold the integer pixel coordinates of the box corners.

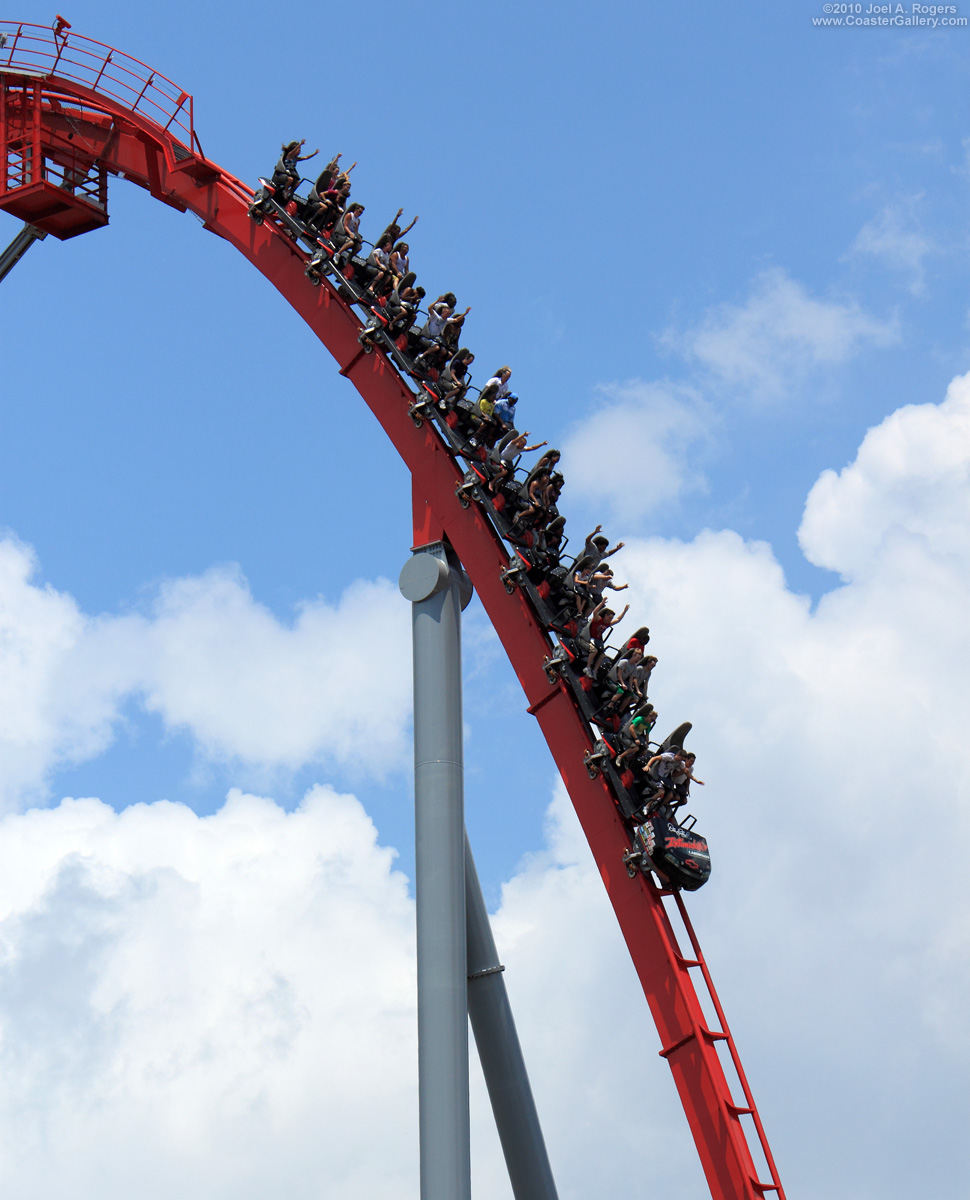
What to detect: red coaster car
<box><xmin>624</xmin><ymin>812</ymin><xmax>711</xmax><ymax>892</ymax></box>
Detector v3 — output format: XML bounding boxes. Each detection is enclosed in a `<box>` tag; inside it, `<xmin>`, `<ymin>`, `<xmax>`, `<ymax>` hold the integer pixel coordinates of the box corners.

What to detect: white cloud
<box><xmin>3</xmin><ymin>371</ymin><xmax>970</xmax><ymax>1197</ymax></box>
<box><xmin>0</xmin><ymin>781</ymin><xmax>710</xmax><ymax>1200</ymax></box>
<box><xmin>558</xmin><ymin>267</ymin><xmax>897</xmax><ymax>521</ymax></box>
<box><xmin>559</xmin><ymin>381</ymin><xmax>713</xmax><ymax>521</ymax></box>
<box><xmin>590</xmin><ymin>378</ymin><xmax>970</xmax><ymax>1196</ymax></box>
<box><xmin>0</xmin><ymin>787</ymin><xmax>420</xmax><ymax>1200</ymax></box>
<box><xmin>849</xmin><ymin>200</ymin><xmax>935</xmax><ymax>294</ymax></box>
<box><xmin>799</xmin><ymin>370</ymin><xmax>970</xmax><ymax>580</ymax></box>
<box><xmin>0</xmin><ymin>551</ymin><xmax>411</xmax><ymax>808</ymax></box>
<box><xmin>0</xmin><ymin>538</ymin><xmax>115</xmax><ymax>804</ymax></box>
<box><xmin>663</xmin><ymin>267</ymin><xmax>897</xmax><ymax>396</ymax></box>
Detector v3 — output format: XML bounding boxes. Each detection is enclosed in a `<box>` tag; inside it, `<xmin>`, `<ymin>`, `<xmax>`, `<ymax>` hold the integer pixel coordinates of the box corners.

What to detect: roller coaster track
<box><xmin>0</xmin><ymin>22</ymin><xmax>786</xmax><ymax>1200</ymax></box>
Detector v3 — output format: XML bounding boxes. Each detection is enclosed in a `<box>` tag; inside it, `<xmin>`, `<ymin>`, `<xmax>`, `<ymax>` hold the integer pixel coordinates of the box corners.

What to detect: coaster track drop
<box><xmin>0</xmin><ymin>21</ymin><xmax>786</xmax><ymax>1200</ymax></box>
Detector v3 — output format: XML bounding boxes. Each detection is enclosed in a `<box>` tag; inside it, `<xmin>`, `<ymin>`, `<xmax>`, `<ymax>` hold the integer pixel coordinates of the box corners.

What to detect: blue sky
<box><xmin>2</xmin><ymin>3</ymin><xmax>970</xmax><ymax>1198</ymax></box>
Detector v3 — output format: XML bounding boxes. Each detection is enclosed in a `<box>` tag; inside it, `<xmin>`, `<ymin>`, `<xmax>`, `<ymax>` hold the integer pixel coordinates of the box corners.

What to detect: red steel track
<box><xmin>0</xmin><ymin>22</ymin><xmax>785</xmax><ymax>1200</ymax></box>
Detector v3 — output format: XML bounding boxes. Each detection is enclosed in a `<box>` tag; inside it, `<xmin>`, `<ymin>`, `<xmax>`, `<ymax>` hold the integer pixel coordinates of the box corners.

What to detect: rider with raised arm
<box><xmin>307</xmin><ymin>154</ymin><xmax>356</xmax><ymax>229</ymax></box>
<box><xmin>587</xmin><ymin>564</ymin><xmax>629</xmax><ymax>609</ymax></box>
<box><xmin>489</xmin><ymin>430</ymin><xmax>548</xmax><ymax>494</ymax></box>
<box><xmin>376</xmin><ymin>208</ymin><xmax>419</xmax><ymax>247</ymax></box>
<box><xmin>581</xmin><ymin>599</ymin><xmax>630</xmax><ymax>678</ymax></box>
<box><xmin>582</xmin><ymin>524</ymin><xmax>625</xmax><ymax>569</ymax></box>
<box><xmin>272</xmin><ymin>139</ymin><xmax>318</xmax><ymax>203</ymax></box>
<box><xmin>415</xmin><ymin>293</ymin><xmax>454</xmax><ymax>355</ymax></box>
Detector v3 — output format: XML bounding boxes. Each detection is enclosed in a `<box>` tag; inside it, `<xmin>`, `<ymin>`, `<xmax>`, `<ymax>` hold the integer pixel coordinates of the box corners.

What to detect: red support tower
<box><xmin>0</xmin><ymin>75</ymin><xmax>108</xmax><ymax>237</ymax></box>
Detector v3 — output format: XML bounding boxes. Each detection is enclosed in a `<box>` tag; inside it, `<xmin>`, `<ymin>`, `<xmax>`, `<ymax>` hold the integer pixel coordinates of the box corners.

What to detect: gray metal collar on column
<box><xmin>400</xmin><ymin>540</ymin><xmax>473</xmax><ymax>608</ymax></box>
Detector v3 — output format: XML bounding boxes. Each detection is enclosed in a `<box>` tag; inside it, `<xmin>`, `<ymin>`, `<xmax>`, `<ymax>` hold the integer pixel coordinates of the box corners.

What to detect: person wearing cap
<box><xmin>494</xmin><ymin>390</ymin><xmax>519</xmax><ymax>428</ymax></box>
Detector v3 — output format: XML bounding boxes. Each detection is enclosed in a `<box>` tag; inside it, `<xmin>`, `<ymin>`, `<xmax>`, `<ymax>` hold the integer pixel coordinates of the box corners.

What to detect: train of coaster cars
<box><xmin>248</xmin><ymin>157</ymin><xmax>711</xmax><ymax>892</ymax></box>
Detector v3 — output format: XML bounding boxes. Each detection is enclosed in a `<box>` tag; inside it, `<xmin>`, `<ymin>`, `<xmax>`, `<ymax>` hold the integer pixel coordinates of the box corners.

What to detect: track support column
<box><xmin>400</xmin><ymin>541</ymin><xmax>473</xmax><ymax>1200</ymax></box>
<box><xmin>0</xmin><ymin>222</ymin><xmax>46</xmax><ymax>284</ymax></box>
<box><xmin>465</xmin><ymin>833</ymin><xmax>560</xmax><ymax>1200</ymax></box>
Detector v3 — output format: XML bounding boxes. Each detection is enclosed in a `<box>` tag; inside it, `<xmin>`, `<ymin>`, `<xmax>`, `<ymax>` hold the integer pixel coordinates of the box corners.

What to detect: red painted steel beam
<box><xmin>0</xmin><ymin>55</ymin><xmax>785</xmax><ymax>1200</ymax></box>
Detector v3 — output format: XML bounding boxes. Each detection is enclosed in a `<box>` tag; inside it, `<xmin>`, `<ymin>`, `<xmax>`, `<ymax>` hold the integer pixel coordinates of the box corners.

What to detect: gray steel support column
<box><xmin>400</xmin><ymin>543</ymin><xmax>473</xmax><ymax>1200</ymax></box>
<box><xmin>465</xmin><ymin>834</ymin><xmax>560</xmax><ymax>1200</ymax></box>
<box><xmin>0</xmin><ymin>223</ymin><xmax>47</xmax><ymax>285</ymax></box>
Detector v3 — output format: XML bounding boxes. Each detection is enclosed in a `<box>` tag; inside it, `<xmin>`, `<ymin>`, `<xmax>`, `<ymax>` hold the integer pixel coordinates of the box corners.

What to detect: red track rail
<box><xmin>0</xmin><ymin>23</ymin><xmax>785</xmax><ymax>1199</ymax></box>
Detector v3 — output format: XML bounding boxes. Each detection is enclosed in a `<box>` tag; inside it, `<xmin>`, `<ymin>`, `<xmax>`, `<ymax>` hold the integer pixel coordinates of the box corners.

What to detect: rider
<box><xmin>306</xmin><ymin>154</ymin><xmax>355</xmax><ymax>228</ymax></box>
<box><xmin>615</xmin><ymin>703</ymin><xmax>658</xmax><ymax>770</ymax></box>
<box><xmin>331</xmin><ymin>202</ymin><xmax>364</xmax><ymax>265</ymax></box>
<box><xmin>581</xmin><ymin>599</ymin><xmax>630</xmax><ymax>678</ymax></box>
<box><xmin>272</xmin><ymin>139</ymin><xmax>317</xmax><ymax>203</ymax></box>
<box><xmin>640</xmin><ymin>747</ymin><xmax>687</xmax><ymax>811</ymax></box>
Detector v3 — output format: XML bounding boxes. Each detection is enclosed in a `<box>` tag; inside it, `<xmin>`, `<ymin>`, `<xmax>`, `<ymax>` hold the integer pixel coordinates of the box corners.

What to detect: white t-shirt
<box><xmin>484</xmin><ymin>375</ymin><xmax>510</xmax><ymax>400</ymax></box>
<box><xmin>425</xmin><ymin>304</ymin><xmax>450</xmax><ymax>338</ymax></box>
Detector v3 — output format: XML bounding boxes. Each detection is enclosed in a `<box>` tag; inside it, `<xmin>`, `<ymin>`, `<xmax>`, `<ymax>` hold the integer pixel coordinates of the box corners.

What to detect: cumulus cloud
<box><xmin>559</xmin><ymin>267</ymin><xmax>896</xmax><ymax>521</ymax></box>
<box><xmin>4</xmin><ymin>370</ymin><xmax>970</xmax><ymax>1198</ymax></box>
<box><xmin>559</xmin><ymin>382</ymin><xmax>714</xmax><ymax>522</ymax></box>
<box><xmin>662</xmin><ymin>267</ymin><xmax>897</xmax><ymax>396</ymax></box>
<box><xmin>0</xmin><ymin>549</ymin><xmax>411</xmax><ymax>808</ymax></box>
<box><xmin>799</xmin><ymin>370</ymin><xmax>970</xmax><ymax>580</ymax></box>
<box><xmin>0</xmin><ymin>787</ymin><xmax>420</xmax><ymax>1200</ymax></box>
<box><xmin>593</xmin><ymin>375</ymin><xmax>970</xmax><ymax>1197</ymax></box>
<box><xmin>849</xmin><ymin>200</ymin><xmax>935</xmax><ymax>294</ymax></box>
<box><xmin>0</xmin><ymin>780</ymin><xmax>713</xmax><ymax>1200</ymax></box>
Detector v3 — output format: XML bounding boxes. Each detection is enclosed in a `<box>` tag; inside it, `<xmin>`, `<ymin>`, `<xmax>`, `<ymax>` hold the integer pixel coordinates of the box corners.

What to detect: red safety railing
<box><xmin>0</xmin><ymin>19</ymin><xmax>194</xmax><ymax>148</ymax></box>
